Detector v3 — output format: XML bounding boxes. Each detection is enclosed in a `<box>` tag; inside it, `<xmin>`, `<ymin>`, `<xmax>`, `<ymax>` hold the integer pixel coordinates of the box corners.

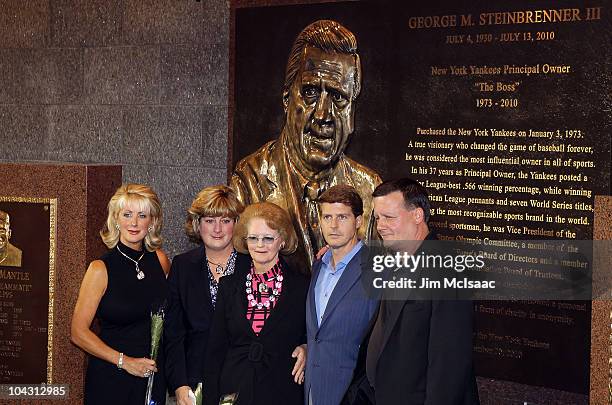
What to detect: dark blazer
<box><xmin>305</xmin><ymin>245</ymin><xmax>378</xmax><ymax>405</ymax></box>
<box><xmin>203</xmin><ymin>257</ymin><xmax>309</xmax><ymax>405</ymax></box>
<box><xmin>371</xmin><ymin>299</ymin><xmax>479</xmax><ymax>404</ymax></box>
<box><xmin>366</xmin><ymin>234</ymin><xmax>480</xmax><ymax>405</ymax></box>
<box><xmin>164</xmin><ymin>246</ymin><xmax>250</xmax><ymax>392</ymax></box>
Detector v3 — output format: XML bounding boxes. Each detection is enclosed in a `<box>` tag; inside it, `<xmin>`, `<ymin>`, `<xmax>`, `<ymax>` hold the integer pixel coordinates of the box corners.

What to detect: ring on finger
<box><xmin>144</xmin><ymin>370</ymin><xmax>152</xmax><ymax>377</ymax></box>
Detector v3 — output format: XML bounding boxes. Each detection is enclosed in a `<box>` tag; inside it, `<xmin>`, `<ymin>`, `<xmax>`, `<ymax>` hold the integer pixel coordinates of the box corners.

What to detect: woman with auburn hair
<box><xmin>164</xmin><ymin>185</ymin><xmax>251</xmax><ymax>405</ymax></box>
<box><xmin>203</xmin><ymin>201</ymin><xmax>308</xmax><ymax>405</ymax></box>
<box><xmin>71</xmin><ymin>184</ymin><xmax>170</xmax><ymax>405</ymax></box>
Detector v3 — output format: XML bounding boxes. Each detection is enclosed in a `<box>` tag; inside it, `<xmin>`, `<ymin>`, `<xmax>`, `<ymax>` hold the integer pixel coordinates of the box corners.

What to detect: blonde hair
<box><xmin>185</xmin><ymin>185</ymin><xmax>244</xmax><ymax>243</ymax></box>
<box><xmin>233</xmin><ymin>202</ymin><xmax>298</xmax><ymax>255</ymax></box>
<box><xmin>100</xmin><ymin>184</ymin><xmax>163</xmax><ymax>251</ymax></box>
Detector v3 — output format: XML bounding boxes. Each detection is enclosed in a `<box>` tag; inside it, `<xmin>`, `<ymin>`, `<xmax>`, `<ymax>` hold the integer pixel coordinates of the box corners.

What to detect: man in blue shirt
<box><xmin>304</xmin><ymin>185</ymin><xmax>378</xmax><ymax>405</ymax></box>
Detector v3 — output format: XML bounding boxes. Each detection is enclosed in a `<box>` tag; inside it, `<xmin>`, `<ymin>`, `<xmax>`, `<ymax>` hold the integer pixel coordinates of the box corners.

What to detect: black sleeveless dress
<box><xmin>84</xmin><ymin>241</ymin><xmax>168</xmax><ymax>405</ymax></box>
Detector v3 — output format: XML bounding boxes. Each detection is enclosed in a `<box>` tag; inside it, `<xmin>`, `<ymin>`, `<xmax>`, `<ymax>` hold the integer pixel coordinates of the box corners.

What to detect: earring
<box><xmin>148</xmin><ymin>226</ymin><xmax>153</xmax><ymax>233</ymax></box>
<box><xmin>115</xmin><ymin>224</ymin><xmax>119</xmax><ymax>230</ymax></box>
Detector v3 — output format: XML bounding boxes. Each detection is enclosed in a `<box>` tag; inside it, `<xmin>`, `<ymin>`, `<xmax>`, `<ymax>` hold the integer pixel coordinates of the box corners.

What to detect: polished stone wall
<box><xmin>0</xmin><ymin>0</ymin><xmax>230</xmax><ymax>257</ymax></box>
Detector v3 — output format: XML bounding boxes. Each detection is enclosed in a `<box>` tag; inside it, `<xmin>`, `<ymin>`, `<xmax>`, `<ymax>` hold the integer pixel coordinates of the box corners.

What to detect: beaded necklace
<box><xmin>245</xmin><ymin>262</ymin><xmax>283</xmax><ymax>309</ymax></box>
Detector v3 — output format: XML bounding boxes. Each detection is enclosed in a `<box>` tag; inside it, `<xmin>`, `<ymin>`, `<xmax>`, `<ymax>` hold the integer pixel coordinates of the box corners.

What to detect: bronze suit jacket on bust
<box><xmin>231</xmin><ymin>139</ymin><xmax>381</xmax><ymax>270</ymax></box>
<box><xmin>0</xmin><ymin>243</ymin><xmax>22</xmax><ymax>267</ymax></box>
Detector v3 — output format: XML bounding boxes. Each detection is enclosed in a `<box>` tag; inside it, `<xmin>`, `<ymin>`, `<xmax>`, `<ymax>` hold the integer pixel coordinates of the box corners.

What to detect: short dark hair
<box><xmin>318</xmin><ymin>185</ymin><xmax>364</xmax><ymax>218</ymax></box>
<box><xmin>372</xmin><ymin>178</ymin><xmax>431</xmax><ymax>223</ymax></box>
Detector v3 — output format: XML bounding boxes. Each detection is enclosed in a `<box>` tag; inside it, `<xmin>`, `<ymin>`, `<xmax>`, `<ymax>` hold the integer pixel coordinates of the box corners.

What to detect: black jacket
<box><xmin>164</xmin><ymin>246</ymin><xmax>250</xmax><ymax>392</ymax></box>
<box><xmin>344</xmin><ymin>233</ymin><xmax>479</xmax><ymax>405</ymax></box>
<box><xmin>372</xmin><ymin>299</ymin><xmax>479</xmax><ymax>404</ymax></box>
<box><xmin>203</xmin><ymin>257</ymin><xmax>309</xmax><ymax>405</ymax></box>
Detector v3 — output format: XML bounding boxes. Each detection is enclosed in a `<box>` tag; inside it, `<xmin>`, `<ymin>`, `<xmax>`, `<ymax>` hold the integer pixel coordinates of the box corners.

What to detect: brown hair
<box><xmin>318</xmin><ymin>185</ymin><xmax>364</xmax><ymax>217</ymax></box>
<box><xmin>233</xmin><ymin>202</ymin><xmax>298</xmax><ymax>255</ymax></box>
<box><xmin>373</xmin><ymin>178</ymin><xmax>431</xmax><ymax>223</ymax></box>
<box><xmin>185</xmin><ymin>185</ymin><xmax>244</xmax><ymax>243</ymax></box>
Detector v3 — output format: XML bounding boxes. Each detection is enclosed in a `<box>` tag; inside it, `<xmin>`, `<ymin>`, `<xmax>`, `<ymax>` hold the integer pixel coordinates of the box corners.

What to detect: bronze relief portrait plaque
<box><xmin>231</xmin><ymin>18</ymin><xmax>383</xmax><ymax>270</ymax></box>
<box><xmin>232</xmin><ymin>0</ymin><xmax>609</xmax><ymax>398</ymax></box>
<box><xmin>0</xmin><ymin>197</ymin><xmax>57</xmax><ymax>383</ymax></box>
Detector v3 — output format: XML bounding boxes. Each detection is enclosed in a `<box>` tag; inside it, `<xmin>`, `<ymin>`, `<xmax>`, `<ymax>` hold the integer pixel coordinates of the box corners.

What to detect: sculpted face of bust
<box><xmin>283</xmin><ymin>46</ymin><xmax>358</xmax><ymax>176</ymax></box>
<box><xmin>0</xmin><ymin>212</ymin><xmax>10</xmax><ymax>254</ymax></box>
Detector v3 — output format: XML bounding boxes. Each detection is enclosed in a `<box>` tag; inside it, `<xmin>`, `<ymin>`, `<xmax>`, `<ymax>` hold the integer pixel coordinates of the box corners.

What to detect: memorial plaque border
<box><xmin>0</xmin><ymin>196</ymin><xmax>57</xmax><ymax>384</ymax></box>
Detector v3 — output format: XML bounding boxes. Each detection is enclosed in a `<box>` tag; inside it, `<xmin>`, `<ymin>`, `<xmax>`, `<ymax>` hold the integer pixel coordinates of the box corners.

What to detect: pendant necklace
<box><xmin>207</xmin><ymin>258</ymin><xmax>226</xmax><ymax>275</ymax></box>
<box><xmin>117</xmin><ymin>245</ymin><xmax>145</xmax><ymax>280</ymax></box>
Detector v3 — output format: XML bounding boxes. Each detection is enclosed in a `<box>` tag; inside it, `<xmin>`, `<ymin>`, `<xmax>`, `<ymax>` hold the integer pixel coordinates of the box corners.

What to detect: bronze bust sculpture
<box><xmin>231</xmin><ymin>20</ymin><xmax>381</xmax><ymax>269</ymax></box>
<box><xmin>0</xmin><ymin>210</ymin><xmax>22</xmax><ymax>267</ymax></box>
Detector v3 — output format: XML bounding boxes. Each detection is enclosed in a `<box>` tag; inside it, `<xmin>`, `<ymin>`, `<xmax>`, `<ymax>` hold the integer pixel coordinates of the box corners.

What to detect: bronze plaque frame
<box><xmin>0</xmin><ymin>196</ymin><xmax>57</xmax><ymax>384</ymax></box>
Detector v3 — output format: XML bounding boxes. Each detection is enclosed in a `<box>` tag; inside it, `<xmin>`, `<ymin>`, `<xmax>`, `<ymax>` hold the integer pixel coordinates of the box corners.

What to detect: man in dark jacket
<box><xmin>359</xmin><ymin>178</ymin><xmax>479</xmax><ymax>405</ymax></box>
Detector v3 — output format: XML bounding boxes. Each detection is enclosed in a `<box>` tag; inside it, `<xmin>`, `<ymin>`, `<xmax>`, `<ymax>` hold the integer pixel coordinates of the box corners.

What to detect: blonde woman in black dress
<box><xmin>71</xmin><ymin>184</ymin><xmax>170</xmax><ymax>404</ymax></box>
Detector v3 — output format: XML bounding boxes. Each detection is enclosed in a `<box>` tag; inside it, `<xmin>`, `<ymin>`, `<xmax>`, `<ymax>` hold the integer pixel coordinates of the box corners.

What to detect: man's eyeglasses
<box><xmin>245</xmin><ymin>235</ymin><xmax>280</xmax><ymax>245</ymax></box>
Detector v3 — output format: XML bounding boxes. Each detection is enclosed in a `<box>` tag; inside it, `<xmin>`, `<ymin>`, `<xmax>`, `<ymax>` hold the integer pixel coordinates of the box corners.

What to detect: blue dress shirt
<box><xmin>314</xmin><ymin>240</ymin><xmax>363</xmax><ymax>326</ymax></box>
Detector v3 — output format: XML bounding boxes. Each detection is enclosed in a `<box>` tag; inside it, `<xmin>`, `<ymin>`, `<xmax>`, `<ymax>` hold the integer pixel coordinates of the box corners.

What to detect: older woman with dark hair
<box><xmin>71</xmin><ymin>184</ymin><xmax>170</xmax><ymax>405</ymax></box>
<box><xmin>164</xmin><ymin>185</ymin><xmax>250</xmax><ymax>405</ymax></box>
<box><xmin>203</xmin><ymin>202</ymin><xmax>309</xmax><ymax>405</ymax></box>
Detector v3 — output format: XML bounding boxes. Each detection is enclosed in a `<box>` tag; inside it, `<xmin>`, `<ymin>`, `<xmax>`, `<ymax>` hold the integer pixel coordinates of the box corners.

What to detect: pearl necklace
<box><xmin>116</xmin><ymin>245</ymin><xmax>145</xmax><ymax>280</ymax></box>
<box><xmin>245</xmin><ymin>270</ymin><xmax>283</xmax><ymax>309</ymax></box>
